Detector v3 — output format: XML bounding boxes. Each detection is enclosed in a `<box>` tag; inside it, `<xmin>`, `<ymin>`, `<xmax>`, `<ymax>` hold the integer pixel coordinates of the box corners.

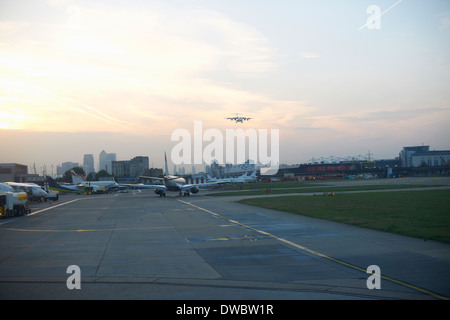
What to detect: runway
<box><xmin>0</xmin><ymin>186</ymin><xmax>449</xmax><ymax>300</ymax></box>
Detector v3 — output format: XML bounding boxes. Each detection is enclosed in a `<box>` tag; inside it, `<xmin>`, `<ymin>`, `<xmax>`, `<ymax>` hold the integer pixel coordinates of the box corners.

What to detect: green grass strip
<box><xmin>238</xmin><ymin>190</ymin><xmax>450</xmax><ymax>243</ymax></box>
<box><xmin>210</xmin><ymin>184</ymin><xmax>442</xmax><ymax>196</ymax></box>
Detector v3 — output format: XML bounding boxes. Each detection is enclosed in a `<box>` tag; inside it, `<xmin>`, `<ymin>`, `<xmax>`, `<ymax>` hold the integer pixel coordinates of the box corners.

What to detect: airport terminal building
<box><xmin>0</xmin><ymin>163</ymin><xmax>41</xmax><ymax>183</ymax></box>
<box><xmin>0</xmin><ymin>163</ymin><xmax>28</xmax><ymax>183</ymax></box>
<box><xmin>260</xmin><ymin>145</ymin><xmax>449</xmax><ymax>180</ymax></box>
<box><xmin>400</xmin><ymin>146</ymin><xmax>450</xmax><ymax>168</ymax></box>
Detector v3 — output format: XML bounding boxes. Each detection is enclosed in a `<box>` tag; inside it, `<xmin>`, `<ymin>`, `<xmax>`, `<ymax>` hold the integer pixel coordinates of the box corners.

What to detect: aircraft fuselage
<box><xmin>164</xmin><ymin>176</ymin><xmax>186</xmax><ymax>191</ymax></box>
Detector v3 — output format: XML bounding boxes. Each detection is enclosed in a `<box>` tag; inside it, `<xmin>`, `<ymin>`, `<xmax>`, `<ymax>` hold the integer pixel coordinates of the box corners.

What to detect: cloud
<box><xmin>0</xmin><ymin>2</ymin><xmax>300</xmax><ymax>135</ymax></box>
<box><xmin>299</xmin><ymin>52</ymin><xmax>320</xmax><ymax>59</ymax></box>
<box><xmin>437</xmin><ymin>12</ymin><xmax>450</xmax><ymax>30</ymax></box>
<box><xmin>0</xmin><ymin>21</ymin><xmax>29</xmax><ymax>38</ymax></box>
<box><xmin>343</xmin><ymin>107</ymin><xmax>448</xmax><ymax>122</ymax></box>
<box><xmin>59</xmin><ymin>5</ymin><xmax>279</xmax><ymax>80</ymax></box>
<box><xmin>204</xmin><ymin>11</ymin><xmax>279</xmax><ymax>77</ymax></box>
<box><xmin>44</xmin><ymin>0</ymin><xmax>73</xmax><ymax>5</ymax></box>
<box><xmin>305</xmin><ymin>107</ymin><xmax>450</xmax><ymax>146</ymax></box>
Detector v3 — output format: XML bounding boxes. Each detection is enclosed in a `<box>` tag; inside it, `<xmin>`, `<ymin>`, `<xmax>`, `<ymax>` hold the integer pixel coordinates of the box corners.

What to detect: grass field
<box><xmin>224</xmin><ymin>181</ymin><xmax>326</xmax><ymax>189</ymax></box>
<box><xmin>210</xmin><ymin>183</ymin><xmax>443</xmax><ymax>196</ymax></box>
<box><xmin>238</xmin><ymin>189</ymin><xmax>450</xmax><ymax>243</ymax></box>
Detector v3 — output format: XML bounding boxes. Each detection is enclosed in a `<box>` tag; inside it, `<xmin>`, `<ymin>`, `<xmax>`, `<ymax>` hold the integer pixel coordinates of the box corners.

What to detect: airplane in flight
<box><xmin>5</xmin><ymin>182</ymin><xmax>49</xmax><ymax>201</ymax></box>
<box><xmin>141</xmin><ymin>152</ymin><xmax>228</xmax><ymax>197</ymax></box>
<box><xmin>226</xmin><ymin>113</ymin><xmax>252</xmax><ymax>123</ymax></box>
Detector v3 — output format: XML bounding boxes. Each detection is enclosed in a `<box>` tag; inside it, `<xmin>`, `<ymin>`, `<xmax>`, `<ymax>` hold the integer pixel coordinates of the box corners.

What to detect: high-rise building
<box><xmin>130</xmin><ymin>156</ymin><xmax>149</xmax><ymax>176</ymax></box>
<box><xmin>57</xmin><ymin>162</ymin><xmax>79</xmax><ymax>176</ymax></box>
<box><xmin>83</xmin><ymin>154</ymin><xmax>95</xmax><ymax>175</ymax></box>
<box><xmin>112</xmin><ymin>160</ymin><xmax>130</xmax><ymax>177</ymax></box>
<box><xmin>99</xmin><ymin>150</ymin><xmax>117</xmax><ymax>174</ymax></box>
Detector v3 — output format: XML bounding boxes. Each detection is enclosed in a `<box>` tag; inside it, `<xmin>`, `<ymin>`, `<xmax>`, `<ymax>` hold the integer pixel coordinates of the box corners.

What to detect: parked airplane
<box><xmin>141</xmin><ymin>152</ymin><xmax>228</xmax><ymax>197</ymax></box>
<box><xmin>207</xmin><ymin>171</ymin><xmax>258</xmax><ymax>184</ymax></box>
<box><xmin>0</xmin><ymin>183</ymin><xmax>14</xmax><ymax>192</ymax></box>
<box><xmin>46</xmin><ymin>176</ymin><xmax>85</xmax><ymax>194</ymax></box>
<box><xmin>70</xmin><ymin>170</ymin><xmax>157</xmax><ymax>191</ymax></box>
<box><xmin>5</xmin><ymin>182</ymin><xmax>49</xmax><ymax>201</ymax></box>
<box><xmin>119</xmin><ymin>182</ymin><xmax>164</xmax><ymax>190</ymax></box>
<box><xmin>226</xmin><ymin>113</ymin><xmax>252</xmax><ymax>123</ymax></box>
<box><xmin>229</xmin><ymin>170</ymin><xmax>258</xmax><ymax>183</ymax></box>
<box><xmin>70</xmin><ymin>170</ymin><xmax>118</xmax><ymax>193</ymax></box>
<box><xmin>206</xmin><ymin>175</ymin><xmax>231</xmax><ymax>183</ymax></box>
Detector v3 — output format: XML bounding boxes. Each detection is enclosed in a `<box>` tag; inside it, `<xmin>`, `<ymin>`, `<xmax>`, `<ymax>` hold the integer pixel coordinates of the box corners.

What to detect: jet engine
<box><xmin>190</xmin><ymin>186</ymin><xmax>199</xmax><ymax>194</ymax></box>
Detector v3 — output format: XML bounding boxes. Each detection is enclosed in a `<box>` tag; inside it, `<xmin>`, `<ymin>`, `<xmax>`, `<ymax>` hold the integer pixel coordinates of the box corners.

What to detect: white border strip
<box><xmin>0</xmin><ymin>199</ymin><xmax>81</xmax><ymax>226</ymax></box>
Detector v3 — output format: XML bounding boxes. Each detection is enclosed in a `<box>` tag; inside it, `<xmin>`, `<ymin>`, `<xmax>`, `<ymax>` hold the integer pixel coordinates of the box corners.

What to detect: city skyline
<box><xmin>26</xmin><ymin>143</ymin><xmax>448</xmax><ymax>178</ymax></box>
<box><xmin>1</xmin><ymin>1</ymin><xmax>449</xmax><ymax>171</ymax></box>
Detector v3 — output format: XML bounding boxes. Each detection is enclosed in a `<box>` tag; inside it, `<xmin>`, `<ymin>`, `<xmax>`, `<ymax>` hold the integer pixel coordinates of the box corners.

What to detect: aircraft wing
<box><xmin>139</xmin><ymin>176</ymin><xmax>165</xmax><ymax>181</ymax></box>
<box><xmin>120</xmin><ymin>183</ymin><xmax>167</xmax><ymax>191</ymax></box>
<box><xmin>180</xmin><ymin>180</ymin><xmax>228</xmax><ymax>191</ymax></box>
<box><xmin>144</xmin><ymin>185</ymin><xmax>167</xmax><ymax>191</ymax></box>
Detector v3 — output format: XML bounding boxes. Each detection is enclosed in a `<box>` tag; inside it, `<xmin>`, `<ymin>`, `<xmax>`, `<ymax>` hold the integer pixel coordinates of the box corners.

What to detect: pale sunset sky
<box><xmin>0</xmin><ymin>0</ymin><xmax>449</xmax><ymax>172</ymax></box>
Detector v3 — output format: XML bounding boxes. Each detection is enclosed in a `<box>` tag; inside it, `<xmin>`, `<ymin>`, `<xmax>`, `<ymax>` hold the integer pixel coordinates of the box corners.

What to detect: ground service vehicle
<box><xmin>0</xmin><ymin>191</ymin><xmax>31</xmax><ymax>218</ymax></box>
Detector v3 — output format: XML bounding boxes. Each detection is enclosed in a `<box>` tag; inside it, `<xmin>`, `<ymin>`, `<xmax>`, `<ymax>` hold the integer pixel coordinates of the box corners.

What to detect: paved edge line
<box><xmin>1</xmin><ymin>194</ymin><xmax>121</xmax><ymax>226</ymax></box>
<box><xmin>0</xmin><ymin>199</ymin><xmax>82</xmax><ymax>226</ymax></box>
<box><xmin>178</xmin><ymin>199</ymin><xmax>449</xmax><ymax>300</ymax></box>
<box><xmin>28</xmin><ymin>199</ymin><xmax>81</xmax><ymax>216</ymax></box>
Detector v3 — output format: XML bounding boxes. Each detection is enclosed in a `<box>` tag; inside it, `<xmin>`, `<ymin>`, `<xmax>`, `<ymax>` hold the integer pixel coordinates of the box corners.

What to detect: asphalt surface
<box><xmin>0</xmin><ymin>178</ymin><xmax>449</xmax><ymax>300</ymax></box>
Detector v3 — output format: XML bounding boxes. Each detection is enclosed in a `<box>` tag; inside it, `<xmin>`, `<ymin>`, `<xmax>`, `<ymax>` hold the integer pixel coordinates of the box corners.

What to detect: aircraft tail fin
<box><xmin>164</xmin><ymin>151</ymin><xmax>169</xmax><ymax>176</ymax></box>
<box><xmin>46</xmin><ymin>176</ymin><xmax>60</xmax><ymax>188</ymax></box>
<box><xmin>70</xmin><ymin>170</ymin><xmax>87</xmax><ymax>184</ymax></box>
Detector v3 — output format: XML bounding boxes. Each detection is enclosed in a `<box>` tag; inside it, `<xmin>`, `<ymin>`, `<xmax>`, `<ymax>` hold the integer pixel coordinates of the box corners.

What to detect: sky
<box><xmin>0</xmin><ymin>0</ymin><xmax>449</xmax><ymax>173</ymax></box>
